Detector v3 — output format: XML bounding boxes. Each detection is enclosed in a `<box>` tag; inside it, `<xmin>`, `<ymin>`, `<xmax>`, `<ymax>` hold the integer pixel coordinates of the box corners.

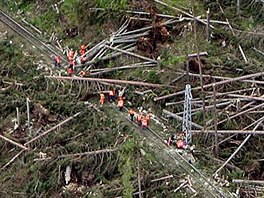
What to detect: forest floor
<box><xmin>1</xmin><ymin>0</ymin><xmax>264</xmax><ymax>197</ymax></box>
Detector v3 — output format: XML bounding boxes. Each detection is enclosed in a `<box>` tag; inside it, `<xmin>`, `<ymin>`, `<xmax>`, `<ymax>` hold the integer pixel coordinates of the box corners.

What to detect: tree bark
<box><xmin>213</xmin><ymin>84</ymin><xmax>219</xmax><ymax>157</ymax></box>
<box><xmin>213</xmin><ymin>119</ymin><xmax>264</xmax><ymax>176</ymax></box>
<box><xmin>0</xmin><ymin>135</ymin><xmax>29</xmax><ymax>150</ymax></box>
<box><xmin>155</xmin><ymin>71</ymin><xmax>264</xmax><ymax>101</ymax></box>
<box><xmin>25</xmin><ymin>112</ymin><xmax>81</xmax><ymax>146</ymax></box>
<box><xmin>162</xmin><ymin>109</ymin><xmax>203</xmax><ymax>129</ymax></box>
<box><xmin>58</xmin><ymin>148</ymin><xmax>118</xmax><ymax>158</ymax></box>
<box><xmin>45</xmin><ymin>76</ymin><xmax>176</xmax><ymax>89</ymax></box>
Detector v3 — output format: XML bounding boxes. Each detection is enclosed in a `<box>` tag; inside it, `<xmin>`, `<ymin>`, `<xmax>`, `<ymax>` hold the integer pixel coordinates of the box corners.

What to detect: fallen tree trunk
<box><xmin>58</xmin><ymin>147</ymin><xmax>118</xmax><ymax>158</ymax></box>
<box><xmin>90</xmin><ymin>61</ymin><xmax>153</xmax><ymax>72</ymax></box>
<box><xmin>155</xmin><ymin>72</ymin><xmax>264</xmax><ymax>101</ymax></box>
<box><xmin>45</xmin><ymin>76</ymin><xmax>176</xmax><ymax>88</ymax></box>
<box><xmin>25</xmin><ymin>112</ymin><xmax>81</xmax><ymax>146</ymax></box>
<box><xmin>209</xmin><ymin>103</ymin><xmax>264</xmax><ymax>129</ymax></box>
<box><xmin>187</xmin><ymin>52</ymin><xmax>208</xmax><ymax>58</ymax></box>
<box><xmin>0</xmin><ymin>134</ymin><xmax>29</xmax><ymax>150</ymax></box>
<box><xmin>0</xmin><ymin>150</ymin><xmax>25</xmax><ymax>170</ymax></box>
<box><xmin>76</xmin><ymin>46</ymin><xmax>136</xmax><ymax>68</ymax></box>
<box><xmin>104</xmin><ymin>45</ymin><xmax>157</xmax><ymax>63</ymax></box>
<box><xmin>151</xmin><ymin>175</ymin><xmax>174</xmax><ymax>182</ymax></box>
<box><xmin>90</xmin><ymin>63</ymin><xmax>156</xmax><ymax>76</ymax></box>
<box><xmin>176</xmin><ymin>101</ymin><xmax>231</xmax><ymax>115</ymax></box>
<box><xmin>192</xmin><ymin>130</ymin><xmax>264</xmax><ymax>135</ymax></box>
<box><xmin>253</xmin><ymin>47</ymin><xmax>264</xmax><ymax>56</ymax></box>
<box><xmin>154</xmin><ymin>0</ymin><xmax>214</xmax><ymax>28</ymax></box>
<box><xmin>178</xmin><ymin>71</ymin><xmax>264</xmax><ymax>85</ymax></box>
<box><xmin>213</xmin><ymin>119</ymin><xmax>264</xmax><ymax>176</ymax></box>
<box><xmin>2</xmin><ymin>80</ymin><xmax>23</xmax><ymax>86</ymax></box>
<box><xmin>162</xmin><ymin>109</ymin><xmax>203</xmax><ymax>129</ymax></box>
<box><xmin>233</xmin><ymin>179</ymin><xmax>264</xmax><ymax>185</ymax></box>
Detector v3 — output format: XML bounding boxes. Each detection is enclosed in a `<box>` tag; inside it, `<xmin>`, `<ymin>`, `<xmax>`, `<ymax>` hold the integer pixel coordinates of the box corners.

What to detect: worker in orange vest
<box><xmin>67</xmin><ymin>65</ymin><xmax>73</xmax><ymax>77</ymax></box>
<box><xmin>80</xmin><ymin>70</ymin><xmax>87</xmax><ymax>77</ymax></box>
<box><xmin>146</xmin><ymin>113</ymin><xmax>150</xmax><ymax>126</ymax></box>
<box><xmin>99</xmin><ymin>93</ymin><xmax>105</xmax><ymax>105</ymax></box>
<box><xmin>69</xmin><ymin>57</ymin><xmax>75</xmax><ymax>68</ymax></box>
<box><xmin>142</xmin><ymin>118</ymin><xmax>148</xmax><ymax>129</ymax></box>
<box><xmin>117</xmin><ymin>99</ymin><xmax>124</xmax><ymax>111</ymax></box>
<box><xmin>80</xmin><ymin>45</ymin><xmax>87</xmax><ymax>64</ymax></box>
<box><xmin>136</xmin><ymin>113</ymin><xmax>142</xmax><ymax>126</ymax></box>
<box><xmin>176</xmin><ymin>139</ymin><xmax>186</xmax><ymax>149</ymax></box>
<box><xmin>109</xmin><ymin>90</ymin><xmax>115</xmax><ymax>102</ymax></box>
<box><xmin>54</xmin><ymin>55</ymin><xmax>61</xmax><ymax>67</ymax></box>
<box><xmin>68</xmin><ymin>48</ymin><xmax>75</xmax><ymax>60</ymax></box>
<box><xmin>80</xmin><ymin>44</ymin><xmax>87</xmax><ymax>55</ymax></box>
<box><xmin>128</xmin><ymin>109</ymin><xmax>135</xmax><ymax>121</ymax></box>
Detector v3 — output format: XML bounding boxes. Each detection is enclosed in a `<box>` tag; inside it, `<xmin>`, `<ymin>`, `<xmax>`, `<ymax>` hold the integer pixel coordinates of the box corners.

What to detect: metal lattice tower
<box><xmin>182</xmin><ymin>84</ymin><xmax>192</xmax><ymax>145</ymax></box>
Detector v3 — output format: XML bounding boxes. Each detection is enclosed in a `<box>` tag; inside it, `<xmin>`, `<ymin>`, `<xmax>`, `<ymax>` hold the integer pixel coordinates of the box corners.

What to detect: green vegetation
<box><xmin>1</xmin><ymin>0</ymin><xmax>264</xmax><ymax>197</ymax></box>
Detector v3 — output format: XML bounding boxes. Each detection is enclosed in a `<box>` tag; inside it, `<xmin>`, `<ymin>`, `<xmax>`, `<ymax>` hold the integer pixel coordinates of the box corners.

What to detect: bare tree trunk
<box><xmin>25</xmin><ymin>112</ymin><xmax>81</xmax><ymax>146</ymax></box>
<box><xmin>191</xmin><ymin>0</ymin><xmax>206</xmax><ymax>122</ymax></box>
<box><xmin>0</xmin><ymin>135</ymin><xmax>29</xmax><ymax>150</ymax></box>
<box><xmin>213</xmin><ymin>84</ymin><xmax>219</xmax><ymax>157</ymax></box>
<box><xmin>237</xmin><ymin>0</ymin><xmax>241</xmax><ymax>17</ymax></box>
<box><xmin>213</xmin><ymin>118</ymin><xmax>264</xmax><ymax>176</ymax></box>
<box><xmin>45</xmin><ymin>76</ymin><xmax>176</xmax><ymax>89</ymax></box>
<box><xmin>155</xmin><ymin>71</ymin><xmax>264</xmax><ymax>101</ymax></box>
<box><xmin>233</xmin><ymin>179</ymin><xmax>264</xmax><ymax>185</ymax></box>
<box><xmin>15</xmin><ymin>107</ymin><xmax>20</xmax><ymax>129</ymax></box>
<box><xmin>206</xmin><ymin>9</ymin><xmax>211</xmax><ymax>42</ymax></box>
<box><xmin>26</xmin><ymin>98</ymin><xmax>31</xmax><ymax>134</ymax></box>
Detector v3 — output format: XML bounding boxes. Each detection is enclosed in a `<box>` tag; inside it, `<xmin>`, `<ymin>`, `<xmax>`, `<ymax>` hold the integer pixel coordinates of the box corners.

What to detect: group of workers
<box><xmin>99</xmin><ymin>90</ymin><xmax>151</xmax><ymax>130</ymax></box>
<box><xmin>54</xmin><ymin>44</ymin><xmax>89</xmax><ymax>77</ymax></box>
<box><xmin>128</xmin><ymin>109</ymin><xmax>150</xmax><ymax>129</ymax></box>
<box><xmin>166</xmin><ymin>132</ymin><xmax>187</xmax><ymax>149</ymax></box>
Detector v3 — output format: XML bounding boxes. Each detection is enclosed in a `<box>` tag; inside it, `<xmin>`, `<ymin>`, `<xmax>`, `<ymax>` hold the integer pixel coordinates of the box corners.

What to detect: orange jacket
<box><xmin>142</xmin><ymin>119</ymin><xmax>148</xmax><ymax>127</ymax></box>
<box><xmin>80</xmin><ymin>49</ymin><xmax>86</xmax><ymax>55</ymax></box>
<box><xmin>176</xmin><ymin>140</ymin><xmax>184</xmax><ymax>148</ymax></box>
<box><xmin>146</xmin><ymin>114</ymin><xmax>150</xmax><ymax>120</ymax></box>
<box><xmin>68</xmin><ymin>50</ymin><xmax>74</xmax><ymax>59</ymax></box>
<box><xmin>80</xmin><ymin>71</ymin><xmax>86</xmax><ymax>77</ymax></box>
<box><xmin>129</xmin><ymin>109</ymin><xmax>134</xmax><ymax>115</ymax></box>
<box><xmin>69</xmin><ymin>58</ymin><xmax>75</xmax><ymax>66</ymax></box>
<box><xmin>109</xmin><ymin>90</ymin><xmax>114</xmax><ymax>96</ymax></box>
<box><xmin>55</xmin><ymin>56</ymin><xmax>61</xmax><ymax>63</ymax></box>
<box><xmin>117</xmin><ymin>100</ymin><xmax>124</xmax><ymax>107</ymax></box>
<box><xmin>100</xmin><ymin>93</ymin><xmax>105</xmax><ymax>99</ymax></box>
<box><xmin>137</xmin><ymin>114</ymin><xmax>142</xmax><ymax>121</ymax></box>
<box><xmin>68</xmin><ymin>68</ymin><xmax>73</xmax><ymax>75</ymax></box>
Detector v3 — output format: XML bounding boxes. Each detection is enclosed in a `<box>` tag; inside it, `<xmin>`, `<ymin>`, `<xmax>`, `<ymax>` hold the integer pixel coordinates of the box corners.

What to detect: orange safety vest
<box><xmin>142</xmin><ymin>119</ymin><xmax>147</xmax><ymax>127</ymax></box>
<box><xmin>80</xmin><ymin>71</ymin><xmax>86</xmax><ymax>77</ymax></box>
<box><xmin>129</xmin><ymin>109</ymin><xmax>134</xmax><ymax>115</ymax></box>
<box><xmin>100</xmin><ymin>93</ymin><xmax>105</xmax><ymax>99</ymax></box>
<box><xmin>109</xmin><ymin>90</ymin><xmax>114</xmax><ymax>96</ymax></box>
<box><xmin>100</xmin><ymin>94</ymin><xmax>105</xmax><ymax>104</ymax></box>
<box><xmin>68</xmin><ymin>50</ymin><xmax>74</xmax><ymax>59</ymax></box>
<box><xmin>137</xmin><ymin>114</ymin><xmax>142</xmax><ymax>122</ymax></box>
<box><xmin>68</xmin><ymin>68</ymin><xmax>73</xmax><ymax>75</ymax></box>
<box><xmin>176</xmin><ymin>140</ymin><xmax>184</xmax><ymax>148</ymax></box>
<box><xmin>146</xmin><ymin>114</ymin><xmax>150</xmax><ymax>120</ymax></box>
<box><xmin>80</xmin><ymin>49</ymin><xmax>86</xmax><ymax>55</ymax></box>
<box><xmin>69</xmin><ymin>58</ymin><xmax>75</xmax><ymax>66</ymax></box>
<box><xmin>117</xmin><ymin>100</ymin><xmax>124</xmax><ymax>107</ymax></box>
<box><xmin>55</xmin><ymin>56</ymin><xmax>61</xmax><ymax>63</ymax></box>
